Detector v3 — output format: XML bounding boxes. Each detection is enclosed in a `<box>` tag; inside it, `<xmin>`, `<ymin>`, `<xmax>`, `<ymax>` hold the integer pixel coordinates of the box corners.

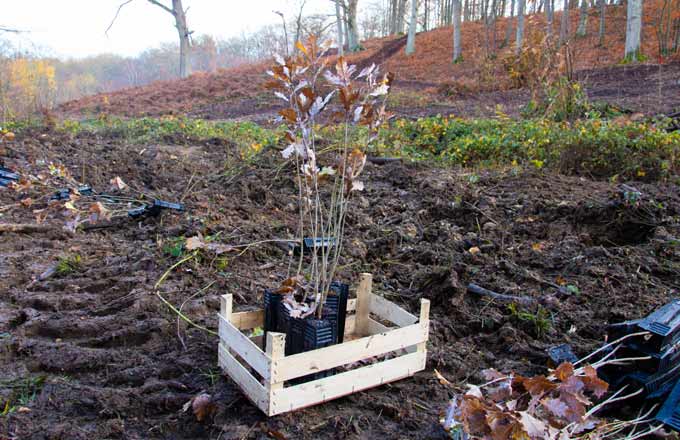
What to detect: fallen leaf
<box><xmin>541</xmin><ymin>397</ymin><xmax>569</xmax><ymax>418</ymax></box>
<box><xmin>185</xmin><ymin>235</ymin><xmax>205</xmax><ymax>251</ymax></box>
<box><xmin>20</xmin><ymin>198</ymin><xmax>33</xmax><ymax>207</ymax></box>
<box><xmin>468</xmin><ymin>246</ymin><xmax>481</xmax><ymax>255</ymax></box>
<box><xmin>519</xmin><ymin>411</ymin><xmax>547</xmax><ymax>438</ymax></box>
<box><xmin>110</xmin><ymin>176</ymin><xmax>128</xmax><ymax>191</ymax></box>
<box><xmin>434</xmin><ymin>369</ymin><xmax>452</xmax><ymax>386</ymax></box>
<box><xmin>553</xmin><ymin>362</ymin><xmax>574</xmax><ymax>382</ymax></box>
<box><xmin>88</xmin><ymin>202</ymin><xmax>111</xmax><ymax>222</ymax></box>
<box><xmin>191</xmin><ymin>393</ymin><xmax>215</xmax><ymax>422</ymax></box>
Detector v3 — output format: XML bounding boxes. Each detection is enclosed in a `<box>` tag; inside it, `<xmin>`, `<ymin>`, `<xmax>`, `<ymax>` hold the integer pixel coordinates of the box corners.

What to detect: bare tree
<box><xmin>452</xmin><ymin>0</ymin><xmax>462</xmax><ymax>61</ymax></box>
<box><xmin>559</xmin><ymin>0</ymin><xmax>570</xmax><ymax>44</ymax></box>
<box><xmin>406</xmin><ymin>0</ymin><xmax>419</xmax><ymax>53</ymax></box>
<box><xmin>624</xmin><ymin>0</ymin><xmax>643</xmax><ymax>60</ymax></box>
<box><xmin>505</xmin><ymin>0</ymin><xmax>516</xmax><ymax>46</ymax></box>
<box><xmin>546</xmin><ymin>0</ymin><xmax>554</xmax><ymax>37</ymax></box>
<box><xmin>345</xmin><ymin>0</ymin><xmax>361</xmax><ymax>51</ymax></box>
<box><xmin>598</xmin><ymin>0</ymin><xmax>605</xmax><ymax>44</ymax></box>
<box><xmin>576</xmin><ymin>0</ymin><xmax>588</xmax><ymax>36</ymax></box>
<box><xmin>334</xmin><ymin>0</ymin><xmax>345</xmax><ymax>55</ymax></box>
<box><xmin>108</xmin><ymin>0</ymin><xmax>192</xmax><ymax>78</ymax></box>
<box><xmin>515</xmin><ymin>0</ymin><xmax>525</xmax><ymax>53</ymax></box>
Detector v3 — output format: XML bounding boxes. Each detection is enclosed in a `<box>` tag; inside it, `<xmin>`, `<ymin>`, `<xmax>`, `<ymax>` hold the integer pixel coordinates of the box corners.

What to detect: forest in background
<box><xmin>0</xmin><ymin>0</ymin><xmax>678</xmax><ymax>123</ymax></box>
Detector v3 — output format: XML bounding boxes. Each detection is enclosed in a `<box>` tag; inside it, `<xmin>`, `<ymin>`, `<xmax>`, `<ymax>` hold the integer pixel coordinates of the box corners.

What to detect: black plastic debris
<box><xmin>655</xmin><ymin>379</ymin><xmax>680</xmax><ymax>431</ymax></box>
<box><xmin>547</xmin><ymin>344</ymin><xmax>578</xmax><ymax>367</ymax></box>
<box><xmin>51</xmin><ymin>185</ymin><xmax>93</xmax><ymax>201</ymax></box>
<box><xmin>127</xmin><ymin>199</ymin><xmax>185</xmax><ymax>219</ymax></box>
<box><xmin>607</xmin><ymin>300</ymin><xmax>680</xmax><ymax>354</ymax></box>
<box><xmin>598</xmin><ymin>299</ymin><xmax>680</xmax><ymax>432</ymax></box>
<box><xmin>0</xmin><ymin>166</ymin><xmax>19</xmax><ymax>187</ymax></box>
<box><xmin>287</xmin><ymin>237</ymin><xmax>336</xmax><ymax>256</ymax></box>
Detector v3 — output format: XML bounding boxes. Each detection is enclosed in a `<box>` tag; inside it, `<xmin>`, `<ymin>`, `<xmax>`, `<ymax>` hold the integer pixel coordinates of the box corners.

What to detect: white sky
<box><xmin>2</xmin><ymin>0</ymin><xmax>333</xmax><ymax>59</ymax></box>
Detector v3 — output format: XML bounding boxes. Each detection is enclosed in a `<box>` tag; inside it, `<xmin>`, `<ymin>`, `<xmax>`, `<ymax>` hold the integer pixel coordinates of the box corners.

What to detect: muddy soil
<box><xmin>1</xmin><ymin>130</ymin><xmax>679</xmax><ymax>439</ymax></box>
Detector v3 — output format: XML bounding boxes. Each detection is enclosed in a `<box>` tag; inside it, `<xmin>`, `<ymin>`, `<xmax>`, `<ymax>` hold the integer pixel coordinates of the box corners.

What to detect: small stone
<box><xmin>356</xmin><ymin>196</ymin><xmax>370</xmax><ymax>209</ymax></box>
<box><xmin>402</xmin><ymin>224</ymin><xmax>418</xmax><ymax>241</ymax></box>
<box><xmin>347</xmin><ymin>238</ymin><xmax>368</xmax><ymax>259</ymax></box>
<box><xmin>482</xmin><ymin>222</ymin><xmax>496</xmax><ymax>231</ymax></box>
<box><xmin>468</xmin><ymin>246</ymin><xmax>481</xmax><ymax>255</ymax></box>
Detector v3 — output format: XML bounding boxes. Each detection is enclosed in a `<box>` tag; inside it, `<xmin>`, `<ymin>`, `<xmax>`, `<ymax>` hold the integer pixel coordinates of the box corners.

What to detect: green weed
<box><xmin>55</xmin><ymin>254</ymin><xmax>82</xmax><ymax>276</ymax></box>
<box><xmin>507</xmin><ymin>303</ymin><xmax>552</xmax><ymax>339</ymax></box>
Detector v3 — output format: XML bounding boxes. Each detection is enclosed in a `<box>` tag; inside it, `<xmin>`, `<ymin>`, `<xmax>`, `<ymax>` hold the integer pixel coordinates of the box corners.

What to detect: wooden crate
<box><xmin>217</xmin><ymin>273</ymin><xmax>430</xmax><ymax>416</ymax></box>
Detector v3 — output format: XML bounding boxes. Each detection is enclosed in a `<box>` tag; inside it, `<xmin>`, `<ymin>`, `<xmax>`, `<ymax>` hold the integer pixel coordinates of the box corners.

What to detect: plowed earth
<box><xmin>1</xmin><ymin>128</ymin><xmax>679</xmax><ymax>439</ymax></box>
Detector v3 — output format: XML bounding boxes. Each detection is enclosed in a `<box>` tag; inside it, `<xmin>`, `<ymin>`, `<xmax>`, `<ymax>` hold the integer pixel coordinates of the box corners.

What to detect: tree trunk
<box><xmin>390</xmin><ymin>0</ymin><xmax>398</xmax><ymax>33</ymax></box>
<box><xmin>335</xmin><ymin>0</ymin><xmax>345</xmax><ymax>55</ymax></box>
<box><xmin>147</xmin><ymin>0</ymin><xmax>191</xmax><ymax>78</ymax></box>
<box><xmin>172</xmin><ymin>0</ymin><xmax>190</xmax><ymax>78</ymax></box>
<box><xmin>598</xmin><ymin>0</ymin><xmax>605</xmax><ymax>45</ymax></box>
<box><xmin>397</xmin><ymin>0</ymin><xmax>407</xmax><ymax>32</ymax></box>
<box><xmin>624</xmin><ymin>0</ymin><xmax>642</xmax><ymax>60</ymax></box>
<box><xmin>559</xmin><ymin>0</ymin><xmax>570</xmax><ymax>44</ymax></box>
<box><xmin>453</xmin><ymin>0</ymin><xmax>462</xmax><ymax>61</ymax></box>
<box><xmin>515</xmin><ymin>0</ymin><xmax>525</xmax><ymax>53</ymax></box>
<box><xmin>505</xmin><ymin>0</ymin><xmax>515</xmax><ymax>45</ymax></box>
<box><xmin>546</xmin><ymin>0</ymin><xmax>554</xmax><ymax>37</ymax></box>
<box><xmin>424</xmin><ymin>0</ymin><xmax>429</xmax><ymax>30</ymax></box>
<box><xmin>346</xmin><ymin>0</ymin><xmax>361</xmax><ymax>51</ymax></box>
<box><xmin>406</xmin><ymin>0</ymin><xmax>419</xmax><ymax>53</ymax></box>
<box><xmin>576</xmin><ymin>0</ymin><xmax>588</xmax><ymax>36</ymax></box>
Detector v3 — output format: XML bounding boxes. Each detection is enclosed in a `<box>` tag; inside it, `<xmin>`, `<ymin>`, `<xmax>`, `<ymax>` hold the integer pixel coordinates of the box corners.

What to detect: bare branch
<box><xmin>106</xmin><ymin>0</ymin><xmax>135</xmax><ymax>36</ymax></box>
<box><xmin>146</xmin><ymin>0</ymin><xmax>175</xmax><ymax>15</ymax></box>
<box><xmin>0</xmin><ymin>26</ymin><xmax>24</xmax><ymax>33</ymax></box>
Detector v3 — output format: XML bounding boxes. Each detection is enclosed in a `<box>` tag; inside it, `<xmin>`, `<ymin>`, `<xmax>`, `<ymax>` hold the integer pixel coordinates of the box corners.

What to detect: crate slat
<box><xmin>272</xmin><ymin>322</ymin><xmax>427</xmax><ymax>382</ymax></box>
<box><xmin>218</xmin><ymin>343</ymin><xmax>269</xmax><ymax>413</ymax></box>
<box><xmin>218</xmin><ymin>314</ymin><xmax>270</xmax><ymax>380</ymax></box>
<box><xmin>369</xmin><ymin>294</ymin><xmax>418</xmax><ymax>327</ymax></box>
<box><xmin>367</xmin><ymin>317</ymin><xmax>393</xmax><ymax>334</ymax></box>
<box><xmin>231</xmin><ymin>309</ymin><xmax>264</xmax><ymax>330</ymax></box>
<box><xmin>270</xmin><ymin>350</ymin><xmax>426</xmax><ymax>415</ymax></box>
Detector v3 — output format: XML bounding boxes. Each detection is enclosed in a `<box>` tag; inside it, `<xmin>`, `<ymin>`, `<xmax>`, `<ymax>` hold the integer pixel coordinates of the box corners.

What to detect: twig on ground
<box><xmin>467</xmin><ymin>283</ymin><xmax>538</xmax><ymax>306</ymax></box>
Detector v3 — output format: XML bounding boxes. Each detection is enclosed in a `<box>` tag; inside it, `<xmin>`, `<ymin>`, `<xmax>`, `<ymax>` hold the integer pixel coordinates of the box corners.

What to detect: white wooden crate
<box><xmin>217</xmin><ymin>273</ymin><xmax>430</xmax><ymax>416</ymax></box>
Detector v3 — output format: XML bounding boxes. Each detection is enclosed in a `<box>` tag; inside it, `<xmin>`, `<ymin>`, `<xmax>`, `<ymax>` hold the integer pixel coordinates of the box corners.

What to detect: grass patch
<box><xmin>1</xmin><ymin>376</ymin><xmax>46</xmax><ymax>416</ymax></box>
<box><xmin>55</xmin><ymin>254</ymin><xmax>82</xmax><ymax>276</ymax></box>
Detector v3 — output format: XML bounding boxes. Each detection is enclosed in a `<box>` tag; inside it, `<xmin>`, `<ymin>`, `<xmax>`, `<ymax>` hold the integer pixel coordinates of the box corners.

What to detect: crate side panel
<box><xmin>270</xmin><ymin>350</ymin><xmax>426</xmax><ymax>415</ymax></box>
<box><xmin>218</xmin><ymin>344</ymin><xmax>269</xmax><ymax>413</ymax></box>
<box><xmin>219</xmin><ymin>314</ymin><xmax>270</xmax><ymax>380</ymax></box>
<box><xmin>231</xmin><ymin>309</ymin><xmax>264</xmax><ymax>330</ymax></box>
<box><xmin>369</xmin><ymin>294</ymin><xmax>418</xmax><ymax>327</ymax></box>
<box><xmin>273</xmin><ymin>322</ymin><xmax>427</xmax><ymax>382</ymax></box>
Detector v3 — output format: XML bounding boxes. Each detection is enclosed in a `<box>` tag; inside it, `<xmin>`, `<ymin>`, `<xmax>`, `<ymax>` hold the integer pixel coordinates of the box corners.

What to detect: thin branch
<box><xmin>146</xmin><ymin>0</ymin><xmax>175</xmax><ymax>15</ymax></box>
<box><xmin>0</xmin><ymin>26</ymin><xmax>24</xmax><ymax>33</ymax></box>
<box><xmin>106</xmin><ymin>0</ymin><xmax>135</xmax><ymax>36</ymax></box>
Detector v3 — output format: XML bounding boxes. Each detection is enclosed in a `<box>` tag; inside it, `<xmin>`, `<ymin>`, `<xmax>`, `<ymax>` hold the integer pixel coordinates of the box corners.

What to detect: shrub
<box><xmin>376</xmin><ymin>116</ymin><xmax>680</xmax><ymax>181</ymax></box>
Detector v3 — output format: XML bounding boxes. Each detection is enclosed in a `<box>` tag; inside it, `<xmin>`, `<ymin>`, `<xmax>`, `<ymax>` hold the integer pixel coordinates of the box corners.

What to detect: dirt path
<box><xmin>1</xmin><ymin>130</ymin><xmax>679</xmax><ymax>439</ymax></box>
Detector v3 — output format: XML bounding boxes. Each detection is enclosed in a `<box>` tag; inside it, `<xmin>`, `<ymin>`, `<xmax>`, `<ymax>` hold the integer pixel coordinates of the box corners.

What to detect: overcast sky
<box><xmin>2</xmin><ymin>0</ymin><xmax>333</xmax><ymax>59</ymax></box>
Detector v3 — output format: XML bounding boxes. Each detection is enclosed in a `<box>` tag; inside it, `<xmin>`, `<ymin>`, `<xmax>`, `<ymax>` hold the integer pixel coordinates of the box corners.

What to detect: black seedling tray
<box><xmin>606</xmin><ymin>299</ymin><xmax>680</xmax><ymax>354</ymax></box>
<box><xmin>263</xmin><ymin>289</ymin><xmax>282</xmax><ymax>342</ymax></box>
<box><xmin>655</xmin><ymin>379</ymin><xmax>680</xmax><ymax>431</ymax></box>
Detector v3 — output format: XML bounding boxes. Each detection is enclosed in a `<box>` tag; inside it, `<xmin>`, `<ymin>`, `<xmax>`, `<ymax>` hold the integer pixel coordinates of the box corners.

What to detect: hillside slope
<box><xmin>60</xmin><ymin>2</ymin><xmax>680</xmax><ymax>120</ymax></box>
